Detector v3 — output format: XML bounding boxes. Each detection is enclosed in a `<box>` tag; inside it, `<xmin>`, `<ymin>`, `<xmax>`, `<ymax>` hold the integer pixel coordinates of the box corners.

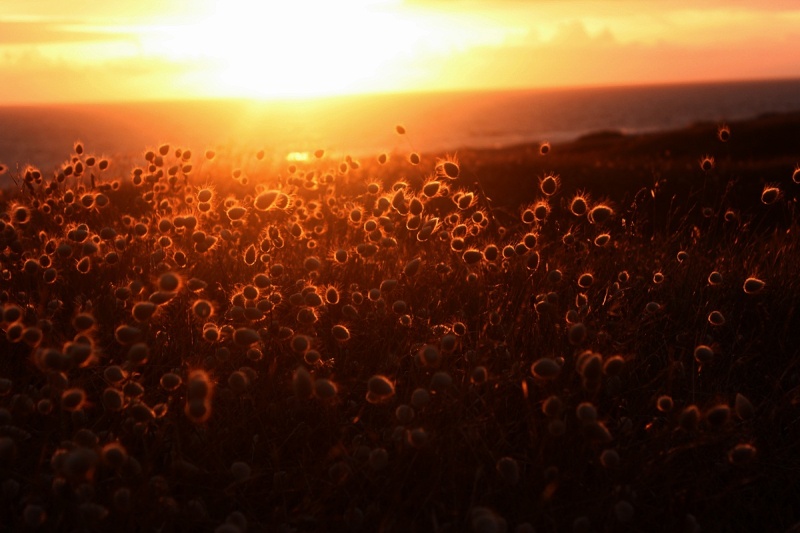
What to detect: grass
<box><xmin>0</xmin><ymin>114</ymin><xmax>799</xmax><ymax>532</ymax></box>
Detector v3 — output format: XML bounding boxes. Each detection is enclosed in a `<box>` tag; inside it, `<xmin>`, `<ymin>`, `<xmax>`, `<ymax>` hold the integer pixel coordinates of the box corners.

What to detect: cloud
<box><xmin>0</xmin><ymin>20</ymin><xmax>137</xmax><ymax>44</ymax></box>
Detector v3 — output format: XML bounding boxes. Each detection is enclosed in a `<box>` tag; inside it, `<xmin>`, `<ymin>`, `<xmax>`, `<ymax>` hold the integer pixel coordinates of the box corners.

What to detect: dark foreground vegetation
<box><xmin>1</xmin><ymin>113</ymin><xmax>799</xmax><ymax>532</ymax></box>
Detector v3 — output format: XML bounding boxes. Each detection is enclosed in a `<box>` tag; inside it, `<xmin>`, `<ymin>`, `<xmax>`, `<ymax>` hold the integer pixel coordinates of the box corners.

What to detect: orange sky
<box><xmin>1</xmin><ymin>0</ymin><xmax>799</xmax><ymax>104</ymax></box>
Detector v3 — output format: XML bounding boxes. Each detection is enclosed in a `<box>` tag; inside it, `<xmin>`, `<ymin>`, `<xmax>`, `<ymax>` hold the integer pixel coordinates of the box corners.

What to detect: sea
<box><xmin>1</xmin><ymin>77</ymin><xmax>800</xmax><ymax>179</ymax></box>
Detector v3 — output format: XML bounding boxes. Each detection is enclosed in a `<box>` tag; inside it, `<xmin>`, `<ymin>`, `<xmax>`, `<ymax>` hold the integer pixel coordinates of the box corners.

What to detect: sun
<box><xmin>136</xmin><ymin>0</ymin><xmax>515</xmax><ymax>100</ymax></box>
<box><xmin>143</xmin><ymin>0</ymin><xmax>433</xmax><ymax>99</ymax></box>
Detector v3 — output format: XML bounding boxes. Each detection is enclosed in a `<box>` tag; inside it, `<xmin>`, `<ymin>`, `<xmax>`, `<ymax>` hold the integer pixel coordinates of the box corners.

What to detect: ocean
<box><xmin>1</xmin><ymin>77</ymin><xmax>800</xmax><ymax>178</ymax></box>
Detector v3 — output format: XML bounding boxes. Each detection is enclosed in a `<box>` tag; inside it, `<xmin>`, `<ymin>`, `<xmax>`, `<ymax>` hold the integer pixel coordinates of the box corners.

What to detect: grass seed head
<box><xmin>743</xmin><ymin>277</ymin><xmax>765</xmax><ymax>294</ymax></box>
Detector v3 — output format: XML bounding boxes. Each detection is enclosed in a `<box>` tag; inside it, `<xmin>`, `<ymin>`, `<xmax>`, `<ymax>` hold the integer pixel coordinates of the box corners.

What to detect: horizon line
<box><xmin>3</xmin><ymin>74</ymin><xmax>800</xmax><ymax>109</ymax></box>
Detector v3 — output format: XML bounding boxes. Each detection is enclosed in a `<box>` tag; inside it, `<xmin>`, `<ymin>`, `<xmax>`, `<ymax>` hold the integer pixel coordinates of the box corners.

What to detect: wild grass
<box><xmin>0</xmin><ymin>122</ymin><xmax>799</xmax><ymax>532</ymax></box>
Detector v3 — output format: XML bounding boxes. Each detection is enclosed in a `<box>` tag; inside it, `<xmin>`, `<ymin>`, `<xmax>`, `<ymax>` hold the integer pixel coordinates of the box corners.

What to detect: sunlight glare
<box><xmin>141</xmin><ymin>0</ymin><xmax>513</xmax><ymax>99</ymax></box>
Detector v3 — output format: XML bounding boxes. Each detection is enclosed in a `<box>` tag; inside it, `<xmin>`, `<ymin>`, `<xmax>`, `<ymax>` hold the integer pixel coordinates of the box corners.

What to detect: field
<box><xmin>1</xmin><ymin>112</ymin><xmax>800</xmax><ymax>532</ymax></box>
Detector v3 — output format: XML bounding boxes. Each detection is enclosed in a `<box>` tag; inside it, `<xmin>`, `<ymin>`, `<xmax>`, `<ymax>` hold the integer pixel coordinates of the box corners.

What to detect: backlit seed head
<box><xmin>462</xmin><ymin>249</ymin><xmax>483</xmax><ymax>265</ymax></box>
<box><xmin>656</xmin><ymin>395</ymin><xmax>674</xmax><ymax>412</ymax></box>
<box><xmin>700</xmin><ymin>155</ymin><xmax>715</xmax><ymax>172</ymax></box>
<box><xmin>588</xmin><ymin>204</ymin><xmax>613</xmax><ymax>224</ymax></box>
<box><xmin>707</xmin><ymin>310</ymin><xmax>725</xmax><ymax>326</ymax></box>
<box><xmin>292</xmin><ymin>367</ymin><xmax>313</xmax><ymax>399</ymax></box>
<box><xmin>314</xmin><ymin>378</ymin><xmax>337</xmax><ymax>400</ymax></box>
<box><xmin>417</xmin><ymin>345</ymin><xmax>441</xmax><ymax>367</ymax></box>
<box><xmin>291</xmin><ymin>335</ymin><xmax>311</xmax><ymax>354</ymax></box>
<box><xmin>603</xmin><ymin>355</ymin><xmax>625</xmax><ymax>376</ymax></box>
<box><xmin>411</xmin><ymin>387</ymin><xmax>430</xmax><ymax>408</ymax></box>
<box><xmin>115</xmin><ymin>325</ymin><xmax>142</xmax><ymax>345</ymax></box>
<box><xmin>542</xmin><ymin>395</ymin><xmax>563</xmax><ymax>417</ymax></box>
<box><xmin>521</xmin><ymin>208</ymin><xmax>536</xmax><ymax>224</ymax></box>
<box><xmin>525</xmin><ymin>252</ymin><xmax>540</xmax><ymax>271</ymax></box>
<box><xmin>132</xmin><ymin>301</ymin><xmax>157</xmax><ymax>322</ymax></box>
<box><xmin>127</xmin><ymin>343</ymin><xmax>149</xmax><ymax>363</ymax></box>
<box><xmin>694</xmin><ymin>344</ymin><xmax>714</xmax><ymax>363</ymax></box>
<box><xmin>438</xmin><ymin>159</ymin><xmax>460</xmax><ymax>179</ymax></box>
<box><xmin>614</xmin><ymin>500</ymin><xmax>634</xmax><ymax>523</ymax></box>
<box><xmin>367</xmin><ymin>375</ymin><xmax>395</xmax><ymax>402</ymax></box>
<box><xmin>577</xmin><ymin>351</ymin><xmax>603</xmax><ymax>381</ymax></box>
<box><xmin>645</xmin><ymin>301</ymin><xmax>661</xmax><ymax>314</ymax></box>
<box><xmin>743</xmin><ymin>277</ymin><xmax>765</xmax><ymax>294</ymax></box>
<box><xmin>531</xmin><ymin>358</ymin><xmax>561</xmax><ymax>379</ymax></box>
<box><xmin>254</xmin><ymin>190</ymin><xmax>280</xmax><ymax>211</ymax></box>
<box><xmin>717</xmin><ymin>124</ymin><xmax>730</xmax><ymax>142</ymax></box>
<box><xmin>233</xmin><ymin>328</ymin><xmax>260</xmax><ymax>347</ymax></box>
<box><xmin>761</xmin><ymin>185</ymin><xmax>781</xmax><ymax>205</ymax></box>
<box><xmin>576</xmin><ymin>402</ymin><xmax>597</xmax><ymax>422</ymax></box>
<box><xmin>728</xmin><ymin>443</ymin><xmax>756</xmax><ymax>465</ymax></box>
<box><xmin>600</xmin><ymin>449</ymin><xmax>620</xmax><ymax>469</ymax></box>
<box><xmin>227</xmin><ymin>371</ymin><xmax>250</xmax><ymax>397</ymax></box>
<box><xmin>331</xmin><ymin>324</ymin><xmax>351</xmax><ymax>341</ymax></box>
<box><xmin>470</xmin><ymin>366</ymin><xmax>488</xmax><ymax>384</ymax></box>
<box><xmin>708</xmin><ymin>271</ymin><xmax>723</xmax><ymax>286</ymax></box>
<box><xmin>430</xmin><ymin>371</ymin><xmax>453</xmax><ymax>392</ymax></box>
<box><xmin>539</xmin><ymin>141</ymin><xmax>550</xmax><ymax>155</ymax></box>
<box><xmin>76</xmin><ymin>256</ymin><xmax>91</xmax><ymax>274</ymax></box>
<box><xmin>61</xmin><ymin>388</ymin><xmax>87</xmax><ymax>411</ymax></box>
<box><xmin>187</xmin><ymin>370</ymin><xmax>212</xmax><ymax>400</ymax></box>
<box><xmin>11</xmin><ymin>205</ymin><xmax>30</xmax><ymax>224</ymax></box>
<box><xmin>705</xmin><ymin>404</ymin><xmax>731</xmax><ymax>428</ymax></box>
<box><xmin>185</xmin><ymin>398</ymin><xmax>210</xmax><ymax>423</ymax></box>
<box><xmin>568</xmin><ymin>322</ymin><xmax>587</xmax><ymax>345</ymax></box>
<box><xmin>102</xmin><ymin>388</ymin><xmax>125</xmax><ymax>411</ymax></box>
<box><xmin>102</xmin><ymin>442</ymin><xmax>128</xmax><ymax>469</ymax></box>
<box><xmin>577</xmin><ymin>272</ymin><xmax>594</xmax><ymax>288</ymax></box>
<box><xmin>569</xmin><ymin>194</ymin><xmax>589</xmax><ymax>216</ymax></box>
<box><xmin>158</xmin><ymin>272</ymin><xmax>181</xmax><ymax>292</ymax></box>
<box><xmin>231</xmin><ymin>461</ymin><xmax>251</xmax><ymax>482</ymax></box>
<box><xmin>160</xmin><ymin>372</ymin><xmax>182</xmax><ymax>391</ymax></box>
<box><xmin>226</xmin><ymin>206</ymin><xmax>247</xmax><ymax>221</ymax></box>
<box><xmin>496</xmin><ymin>457</ymin><xmax>520</xmax><ymax>484</ymax></box>
<box><xmin>793</xmin><ymin>166</ymin><xmax>800</xmax><ymax>184</ymax></box>
<box><xmin>533</xmin><ymin>201</ymin><xmax>550</xmax><ymax>222</ymax></box>
<box><xmin>192</xmin><ymin>300</ymin><xmax>213</xmax><ymax>319</ymax></box>
<box><xmin>406</xmin><ymin>428</ymin><xmax>430</xmax><ymax>448</ymax></box>
<box><xmin>365</xmin><ymin>448</ymin><xmax>389</xmax><ymax>472</ymax></box>
<box><xmin>539</xmin><ymin>173</ymin><xmax>559</xmax><ymax>196</ymax></box>
<box><xmin>594</xmin><ymin>233</ymin><xmax>611</xmax><ymax>247</ymax></box>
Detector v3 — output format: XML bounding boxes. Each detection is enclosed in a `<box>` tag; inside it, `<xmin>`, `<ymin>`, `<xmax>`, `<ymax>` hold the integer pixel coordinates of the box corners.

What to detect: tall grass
<box><xmin>0</xmin><ymin>126</ymin><xmax>799</xmax><ymax>532</ymax></box>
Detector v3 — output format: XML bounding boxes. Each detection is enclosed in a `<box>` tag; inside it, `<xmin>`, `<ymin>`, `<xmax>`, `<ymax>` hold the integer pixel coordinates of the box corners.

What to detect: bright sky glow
<box><xmin>0</xmin><ymin>0</ymin><xmax>798</xmax><ymax>103</ymax></box>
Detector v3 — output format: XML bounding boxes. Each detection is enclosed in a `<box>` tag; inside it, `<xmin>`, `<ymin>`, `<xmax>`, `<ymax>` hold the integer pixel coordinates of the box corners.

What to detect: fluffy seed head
<box><xmin>367</xmin><ymin>375</ymin><xmax>395</xmax><ymax>403</ymax></box>
<box><xmin>728</xmin><ymin>443</ymin><xmax>756</xmax><ymax>465</ymax></box>
<box><xmin>694</xmin><ymin>345</ymin><xmax>714</xmax><ymax>363</ymax></box>
<box><xmin>314</xmin><ymin>378</ymin><xmax>337</xmax><ymax>400</ymax></box>
<box><xmin>761</xmin><ymin>185</ymin><xmax>781</xmax><ymax>205</ymax></box>
<box><xmin>531</xmin><ymin>358</ymin><xmax>561</xmax><ymax>379</ymax></box>
<box><xmin>743</xmin><ymin>277</ymin><xmax>765</xmax><ymax>294</ymax></box>
<box><xmin>588</xmin><ymin>204</ymin><xmax>613</xmax><ymax>224</ymax></box>
<box><xmin>570</xmin><ymin>194</ymin><xmax>589</xmax><ymax>216</ymax></box>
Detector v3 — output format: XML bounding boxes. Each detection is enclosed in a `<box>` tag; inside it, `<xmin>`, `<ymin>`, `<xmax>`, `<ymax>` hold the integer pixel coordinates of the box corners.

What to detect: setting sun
<box><xmin>136</xmin><ymin>0</ymin><xmax>513</xmax><ymax>99</ymax></box>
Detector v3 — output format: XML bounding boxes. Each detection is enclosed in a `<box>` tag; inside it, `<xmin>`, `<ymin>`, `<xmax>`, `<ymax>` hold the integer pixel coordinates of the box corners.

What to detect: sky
<box><xmin>1</xmin><ymin>0</ymin><xmax>799</xmax><ymax>104</ymax></box>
